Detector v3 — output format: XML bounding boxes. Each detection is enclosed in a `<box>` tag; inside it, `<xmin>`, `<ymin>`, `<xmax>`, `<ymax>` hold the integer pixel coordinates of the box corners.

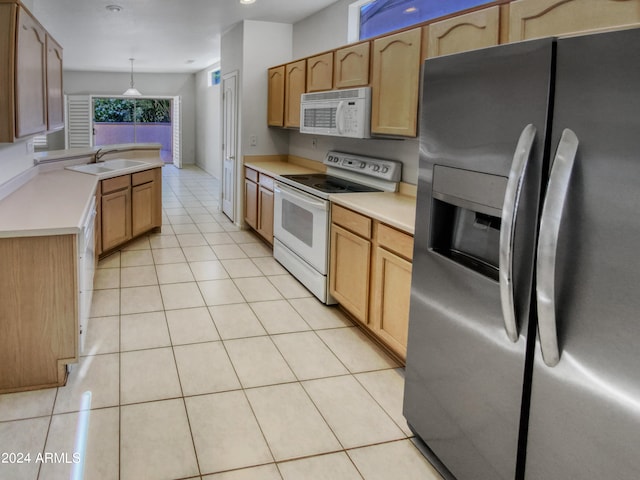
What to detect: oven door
<box><xmin>274</xmin><ymin>182</ymin><xmax>330</xmax><ymax>274</ymax></box>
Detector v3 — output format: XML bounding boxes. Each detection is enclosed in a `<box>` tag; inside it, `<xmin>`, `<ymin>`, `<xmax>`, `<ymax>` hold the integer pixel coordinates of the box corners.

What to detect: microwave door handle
<box><xmin>499</xmin><ymin>124</ymin><xmax>537</xmax><ymax>342</ymax></box>
<box><xmin>274</xmin><ymin>183</ymin><xmax>328</xmax><ymax>210</ymax></box>
<box><xmin>336</xmin><ymin>101</ymin><xmax>345</xmax><ymax>134</ymax></box>
<box><xmin>536</xmin><ymin>128</ymin><xmax>579</xmax><ymax>367</ymax></box>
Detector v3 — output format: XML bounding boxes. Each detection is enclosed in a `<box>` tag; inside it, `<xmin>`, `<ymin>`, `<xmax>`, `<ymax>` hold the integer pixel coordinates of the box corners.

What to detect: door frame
<box><xmin>221</xmin><ymin>70</ymin><xmax>239</xmax><ymax>222</ymax></box>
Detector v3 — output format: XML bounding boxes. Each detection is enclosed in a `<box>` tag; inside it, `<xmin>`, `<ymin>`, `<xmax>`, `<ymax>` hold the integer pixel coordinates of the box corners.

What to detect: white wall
<box><xmin>195</xmin><ymin>63</ymin><xmax>222</xmax><ymax>178</ymax></box>
<box><xmin>290</xmin><ymin>1</ymin><xmax>420</xmax><ymax>184</ymax></box>
<box><xmin>221</xmin><ymin>20</ymin><xmax>293</xmax><ymax>223</ymax></box>
<box><xmin>0</xmin><ymin>141</ymin><xmax>36</xmax><ymax>187</ymax></box>
<box><xmin>292</xmin><ymin>0</ymin><xmax>352</xmax><ymax>58</ymax></box>
<box><xmin>63</xmin><ymin>70</ymin><xmax>197</xmax><ymax>164</ymax></box>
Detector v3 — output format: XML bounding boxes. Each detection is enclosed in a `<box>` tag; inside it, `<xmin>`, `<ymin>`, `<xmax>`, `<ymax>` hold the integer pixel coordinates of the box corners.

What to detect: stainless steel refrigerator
<box><xmin>403</xmin><ymin>27</ymin><xmax>640</xmax><ymax>480</ymax></box>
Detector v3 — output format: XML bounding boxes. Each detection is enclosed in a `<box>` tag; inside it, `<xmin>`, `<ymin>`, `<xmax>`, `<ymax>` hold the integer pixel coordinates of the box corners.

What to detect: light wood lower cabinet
<box><xmin>99</xmin><ymin>167</ymin><xmax>161</xmax><ymax>255</ymax></box>
<box><xmin>371</xmin><ymin>224</ymin><xmax>414</xmax><ymax>359</ymax></box>
<box><xmin>244</xmin><ymin>167</ymin><xmax>274</xmax><ymax>244</ymax></box>
<box><xmin>330</xmin><ymin>204</ymin><xmax>413</xmax><ymax>360</ymax></box>
<box><xmin>101</xmin><ymin>175</ymin><xmax>132</xmax><ymax>252</ymax></box>
<box><xmin>0</xmin><ymin>234</ymin><xmax>77</xmax><ymax>393</ymax></box>
<box><xmin>330</xmin><ymin>223</ymin><xmax>372</xmax><ymax>324</ymax></box>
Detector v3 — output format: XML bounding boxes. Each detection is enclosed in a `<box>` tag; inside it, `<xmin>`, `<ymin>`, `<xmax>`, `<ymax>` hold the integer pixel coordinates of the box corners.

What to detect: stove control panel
<box><xmin>324</xmin><ymin>151</ymin><xmax>402</xmax><ymax>182</ymax></box>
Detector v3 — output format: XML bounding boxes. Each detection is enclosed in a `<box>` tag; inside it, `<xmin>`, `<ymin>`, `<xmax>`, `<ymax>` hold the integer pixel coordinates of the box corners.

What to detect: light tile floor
<box><xmin>0</xmin><ymin>165</ymin><xmax>442</xmax><ymax>480</ymax></box>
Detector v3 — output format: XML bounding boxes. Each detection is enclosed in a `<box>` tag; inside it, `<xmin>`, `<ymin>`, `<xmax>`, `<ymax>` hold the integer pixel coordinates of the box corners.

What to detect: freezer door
<box><xmin>526</xmin><ymin>27</ymin><xmax>640</xmax><ymax>480</ymax></box>
<box><xmin>403</xmin><ymin>39</ymin><xmax>554</xmax><ymax>480</ymax></box>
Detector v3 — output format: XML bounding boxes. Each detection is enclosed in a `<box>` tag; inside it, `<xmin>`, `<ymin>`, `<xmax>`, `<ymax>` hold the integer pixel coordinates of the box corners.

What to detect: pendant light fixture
<box><xmin>123</xmin><ymin>58</ymin><xmax>142</xmax><ymax>96</ymax></box>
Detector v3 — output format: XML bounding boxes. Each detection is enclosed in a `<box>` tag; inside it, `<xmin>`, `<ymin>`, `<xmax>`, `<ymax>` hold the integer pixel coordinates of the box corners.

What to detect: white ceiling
<box><xmin>31</xmin><ymin>0</ymin><xmax>339</xmax><ymax>73</ymax></box>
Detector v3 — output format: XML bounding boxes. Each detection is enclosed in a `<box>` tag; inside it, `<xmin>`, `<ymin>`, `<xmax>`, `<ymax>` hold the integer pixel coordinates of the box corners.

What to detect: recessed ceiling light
<box><xmin>186</xmin><ymin>59</ymin><xmax>195</xmax><ymax>64</ymax></box>
<box><xmin>404</xmin><ymin>7</ymin><xmax>418</xmax><ymax>14</ymax></box>
<box><xmin>106</xmin><ymin>5</ymin><xmax>123</xmax><ymax>13</ymax></box>
<box><xmin>240</xmin><ymin>0</ymin><xmax>256</xmax><ymax>5</ymax></box>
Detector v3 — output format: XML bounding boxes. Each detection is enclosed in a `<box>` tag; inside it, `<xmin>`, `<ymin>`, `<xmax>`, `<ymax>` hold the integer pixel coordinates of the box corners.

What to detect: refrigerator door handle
<box><xmin>536</xmin><ymin>128</ymin><xmax>579</xmax><ymax>367</ymax></box>
<box><xmin>499</xmin><ymin>124</ymin><xmax>537</xmax><ymax>342</ymax></box>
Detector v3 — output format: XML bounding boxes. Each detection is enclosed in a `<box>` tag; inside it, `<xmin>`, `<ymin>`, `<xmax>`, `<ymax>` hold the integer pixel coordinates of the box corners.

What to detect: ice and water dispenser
<box><xmin>430</xmin><ymin>165</ymin><xmax>508</xmax><ymax>281</ymax></box>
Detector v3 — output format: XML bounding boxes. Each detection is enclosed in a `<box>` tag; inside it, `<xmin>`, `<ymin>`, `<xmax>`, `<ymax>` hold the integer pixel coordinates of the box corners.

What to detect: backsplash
<box><xmin>287</xmin><ymin>132</ymin><xmax>419</xmax><ymax>185</ymax></box>
<box><xmin>0</xmin><ymin>140</ymin><xmax>36</xmax><ymax>187</ymax></box>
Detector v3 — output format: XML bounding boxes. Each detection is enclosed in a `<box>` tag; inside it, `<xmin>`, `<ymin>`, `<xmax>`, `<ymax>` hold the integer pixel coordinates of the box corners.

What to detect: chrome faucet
<box><xmin>93</xmin><ymin>148</ymin><xmax>118</xmax><ymax>163</ymax></box>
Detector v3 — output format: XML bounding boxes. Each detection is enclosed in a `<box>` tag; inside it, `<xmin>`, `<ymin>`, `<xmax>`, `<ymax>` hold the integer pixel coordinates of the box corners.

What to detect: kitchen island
<box><xmin>0</xmin><ymin>143</ymin><xmax>162</xmax><ymax>393</ymax></box>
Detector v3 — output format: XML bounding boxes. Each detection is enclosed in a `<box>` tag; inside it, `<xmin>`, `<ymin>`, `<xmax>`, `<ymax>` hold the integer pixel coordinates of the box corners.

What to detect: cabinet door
<box><xmin>334</xmin><ymin>42</ymin><xmax>370</xmax><ymax>89</ymax></box>
<box><xmin>371</xmin><ymin>28</ymin><xmax>421</xmax><ymax>137</ymax></box>
<box><xmin>0</xmin><ymin>3</ymin><xmax>16</xmax><ymax>142</ymax></box>
<box><xmin>15</xmin><ymin>6</ymin><xmax>47</xmax><ymax>138</ymax></box>
<box><xmin>267</xmin><ymin>66</ymin><xmax>285</xmax><ymax>127</ymax></box>
<box><xmin>46</xmin><ymin>34</ymin><xmax>64</xmax><ymax>131</ymax></box>
<box><xmin>329</xmin><ymin>223</ymin><xmax>371</xmax><ymax>324</ymax></box>
<box><xmin>101</xmin><ymin>187</ymin><xmax>131</xmax><ymax>252</ymax></box>
<box><xmin>372</xmin><ymin>247</ymin><xmax>412</xmax><ymax>359</ymax></box>
<box><xmin>426</xmin><ymin>6</ymin><xmax>500</xmax><ymax>58</ymax></box>
<box><xmin>508</xmin><ymin>0</ymin><xmax>640</xmax><ymax>42</ymax></box>
<box><xmin>257</xmin><ymin>186</ymin><xmax>274</xmax><ymax>244</ymax></box>
<box><xmin>306</xmin><ymin>52</ymin><xmax>333</xmax><ymax>92</ymax></box>
<box><xmin>284</xmin><ymin>59</ymin><xmax>306</xmax><ymax>128</ymax></box>
<box><xmin>132</xmin><ymin>182</ymin><xmax>155</xmax><ymax>237</ymax></box>
<box><xmin>244</xmin><ymin>178</ymin><xmax>258</xmax><ymax>229</ymax></box>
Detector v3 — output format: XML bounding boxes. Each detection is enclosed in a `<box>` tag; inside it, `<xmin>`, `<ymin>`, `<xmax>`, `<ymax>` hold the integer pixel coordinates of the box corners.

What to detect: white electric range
<box><xmin>273</xmin><ymin>151</ymin><xmax>401</xmax><ymax>304</ymax></box>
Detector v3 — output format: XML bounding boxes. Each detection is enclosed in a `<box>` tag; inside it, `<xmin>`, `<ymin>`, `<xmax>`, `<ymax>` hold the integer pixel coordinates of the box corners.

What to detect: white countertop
<box><xmin>330</xmin><ymin>191</ymin><xmax>417</xmax><ymax>235</ymax></box>
<box><xmin>0</xmin><ymin>144</ymin><xmax>163</xmax><ymax>238</ymax></box>
<box><xmin>0</xmin><ymin>169</ymin><xmax>98</xmax><ymax>238</ymax></box>
<box><xmin>244</xmin><ymin>159</ymin><xmax>417</xmax><ymax>235</ymax></box>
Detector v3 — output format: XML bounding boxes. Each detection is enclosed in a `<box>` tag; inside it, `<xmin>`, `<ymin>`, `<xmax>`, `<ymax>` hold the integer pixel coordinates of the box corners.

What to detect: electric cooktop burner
<box><xmin>282</xmin><ymin>173</ymin><xmax>381</xmax><ymax>194</ymax></box>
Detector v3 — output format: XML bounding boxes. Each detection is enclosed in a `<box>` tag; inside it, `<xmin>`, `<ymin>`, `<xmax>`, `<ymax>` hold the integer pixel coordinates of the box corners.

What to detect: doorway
<box><xmin>92</xmin><ymin>97</ymin><xmax>174</xmax><ymax>163</ymax></box>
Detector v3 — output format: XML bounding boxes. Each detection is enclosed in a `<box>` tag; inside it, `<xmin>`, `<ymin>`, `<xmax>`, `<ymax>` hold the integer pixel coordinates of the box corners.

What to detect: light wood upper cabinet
<box><xmin>284</xmin><ymin>59</ymin><xmax>306</xmax><ymax>128</ymax></box>
<box><xmin>508</xmin><ymin>0</ymin><xmax>640</xmax><ymax>42</ymax></box>
<box><xmin>267</xmin><ymin>66</ymin><xmax>285</xmax><ymax>127</ymax></box>
<box><xmin>371</xmin><ymin>28</ymin><xmax>421</xmax><ymax>137</ymax></box>
<box><xmin>334</xmin><ymin>42</ymin><xmax>370</xmax><ymax>89</ymax></box>
<box><xmin>46</xmin><ymin>34</ymin><xmax>64</xmax><ymax>131</ymax></box>
<box><xmin>1</xmin><ymin>2</ymin><xmax>64</xmax><ymax>143</ymax></box>
<box><xmin>15</xmin><ymin>5</ymin><xmax>47</xmax><ymax>138</ymax></box>
<box><xmin>307</xmin><ymin>52</ymin><xmax>333</xmax><ymax>92</ymax></box>
<box><xmin>426</xmin><ymin>6</ymin><xmax>500</xmax><ymax>58</ymax></box>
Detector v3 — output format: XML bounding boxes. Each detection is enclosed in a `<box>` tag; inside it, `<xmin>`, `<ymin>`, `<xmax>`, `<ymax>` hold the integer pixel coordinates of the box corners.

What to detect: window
<box><xmin>208</xmin><ymin>69</ymin><xmax>221</xmax><ymax>87</ymax></box>
<box><xmin>348</xmin><ymin>0</ymin><xmax>494</xmax><ymax>42</ymax></box>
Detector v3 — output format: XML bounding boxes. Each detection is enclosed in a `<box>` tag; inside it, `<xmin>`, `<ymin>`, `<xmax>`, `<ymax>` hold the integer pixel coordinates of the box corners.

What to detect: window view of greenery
<box><xmin>93</xmin><ymin>97</ymin><xmax>173</xmax><ymax>162</ymax></box>
<box><xmin>359</xmin><ymin>0</ymin><xmax>493</xmax><ymax>40</ymax></box>
<box><xmin>93</xmin><ymin>98</ymin><xmax>171</xmax><ymax>123</ymax></box>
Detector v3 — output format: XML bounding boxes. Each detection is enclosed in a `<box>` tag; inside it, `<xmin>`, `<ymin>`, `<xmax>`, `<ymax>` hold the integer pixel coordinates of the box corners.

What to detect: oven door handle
<box><xmin>274</xmin><ymin>182</ymin><xmax>329</xmax><ymax>210</ymax></box>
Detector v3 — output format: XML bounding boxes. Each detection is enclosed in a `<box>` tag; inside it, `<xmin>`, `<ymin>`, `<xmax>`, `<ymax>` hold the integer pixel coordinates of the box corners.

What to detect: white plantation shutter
<box><xmin>65</xmin><ymin>95</ymin><xmax>92</xmax><ymax>148</ymax></box>
<box><xmin>172</xmin><ymin>96</ymin><xmax>182</xmax><ymax>168</ymax></box>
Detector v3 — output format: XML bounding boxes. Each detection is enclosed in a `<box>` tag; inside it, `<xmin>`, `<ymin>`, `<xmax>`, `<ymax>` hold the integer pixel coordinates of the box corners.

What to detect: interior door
<box><xmin>222</xmin><ymin>71</ymin><xmax>238</xmax><ymax>221</ymax></box>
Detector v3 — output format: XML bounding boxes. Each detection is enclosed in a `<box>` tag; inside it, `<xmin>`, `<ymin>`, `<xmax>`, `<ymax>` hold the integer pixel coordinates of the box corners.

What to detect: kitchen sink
<box><xmin>67</xmin><ymin>159</ymin><xmax>150</xmax><ymax>175</ymax></box>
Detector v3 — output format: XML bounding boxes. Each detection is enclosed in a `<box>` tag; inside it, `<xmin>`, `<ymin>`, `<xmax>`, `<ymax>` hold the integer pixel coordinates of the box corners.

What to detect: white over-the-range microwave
<box><xmin>299</xmin><ymin>86</ymin><xmax>371</xmax><ymax>138</ymax></box>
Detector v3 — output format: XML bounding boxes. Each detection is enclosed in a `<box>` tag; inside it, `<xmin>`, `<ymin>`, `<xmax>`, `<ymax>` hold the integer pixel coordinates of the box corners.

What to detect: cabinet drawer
<box><xmin>132</xmin><ymin>168</ymin><xmax>155</xmax><ymax>187</ymax></box>
<box><xmin>101</xmin><ymin>174</ymin><xmax>130</xmax><ymax>194</ymax></box>
<box><xmin>245</xmin><ymin>167</ymin><xmax>258</xmax><ymax>183</ymax></box>
<box><xmin>332</xmin><ymin>204</ymin><xmax>371</xmax><ymax>238</ymax></box>
<box><xmin>258</xmin><ymin>173</ymin><xmax>274</xmax><ymax>191</ymax></box>
<box><xmin>378</xmin><ymin>223</ymin><xmax>413</xmax><ymax>260</ymax></box>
